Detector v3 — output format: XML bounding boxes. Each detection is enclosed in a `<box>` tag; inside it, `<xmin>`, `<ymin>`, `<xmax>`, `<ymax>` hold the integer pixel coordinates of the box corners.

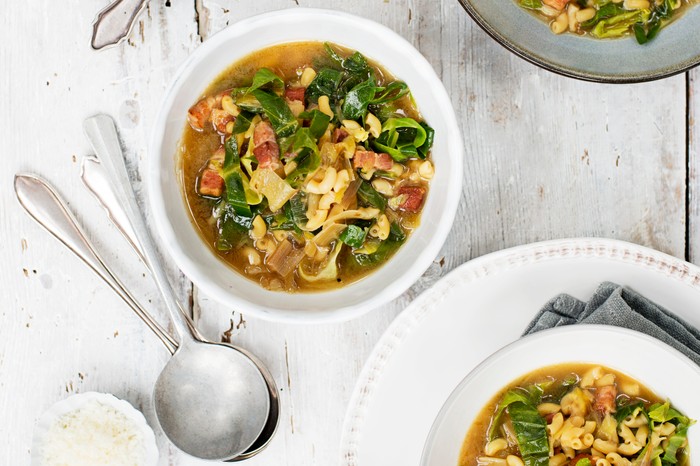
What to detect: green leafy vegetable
<box><xmin>285</xmin><ymin>128</ymin><xmax>322</xmax><ymax>187</ymax></box>
<box><xmin>370</xmin><ymin>81</ymin><xmax>410</xmax><ymax>105</ymax></box>
<box><xmin>352</xmin><ymin>237</ymin><xmax>403</xmax><ymax>266</ymax></box>
<box><xmin>520</xmin><ymin>0</ymin><xmax>543</xmax><ymax>10</ymax></box>
<box><xmin>342</xmin><ymin>76</ymin><xmax>377</xmax><ymax>120</ymax></box>
<box><xmin>216</xmin><ymin>204</ymin><xmax>252</xmax><ymax>251</ymax></box>
<box><xmin>373</xmin><ymin>117</ymin><xmax>428</xmax><ymax>162</ymax></box>
<box><xmin>488</xmin><ymin>389</ymin><xmax>534</xmax><ymax>440</ymax></box>
<box><xmin>247</xmin><ymin>68</ymin><xmax>284</xmax><ymax>94</ymax></box>
<box><xmin>231</xmin><ymin>110</ymin><xmax>255</xmax><ymax>134</ymax></box>
<box><xmin>591</xmin><ymin>9</ymin><xmax>651</xmax><ymax>39</ymax></box>
<box><xmin>663</xmin><ymin>425</ymin><xmax>689</xmax><ymax>464</ymax></box>
<box><xmin>389</xmin><ymin>222</ymin><xmax>405</xmax><ymax>242</ymax></box>
<box><xmin>251</xmin><ymin>89</ymin><xmax>299</xmax><ymax>137</ymax></box>
<box><xmin>286</xmin><ymin>193</ymin><xmax>308</xmax><ymax>231</ymax></box>
<box><xmin>357</xmin><ymin>181</ymin><xmax>388</xmax><ymax>210</ymax></box>
<box><xmin>234</xmin><ymin>93</ymin><xmax>264</xmax><ymax>113</ymax></box>
<box><xmin>508</xmin><ymin>401</ymin><xmax>550</xmax><ymax>466</ymax></box>
<box><xmin>575</xmin><ymin>459</ymin><xmax>592</xmax><ymax>466</ymax></box>
<box><xmin>306</xmin><ymin>68</ymin><xmax>343</xmax><ymax>104</ymax></box>
<box><xmin>221</xmin><ymin>137</ymin><xmax>252</xmax><ymax>218</ymax></box>
<box><xmin>339</xmin><ymin>225</ymin><xmax>368</xmax><ymax>248</ymax></box>
<box><xmin>299</xmin><ymin>109</ymin><xmax>331</xmax><ymax>138</ymax></box>
<box><xmin>581</xmin><ymin>3</ymin><xmax>626</xmax><ymax>28</ymax></box>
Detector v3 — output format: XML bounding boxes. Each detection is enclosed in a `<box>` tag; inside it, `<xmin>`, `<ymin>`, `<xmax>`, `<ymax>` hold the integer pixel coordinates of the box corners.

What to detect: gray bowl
<box><xmin>458</xmin><ymin>0</ymin><xmax>700</xmax><ymax>83</ymax></box>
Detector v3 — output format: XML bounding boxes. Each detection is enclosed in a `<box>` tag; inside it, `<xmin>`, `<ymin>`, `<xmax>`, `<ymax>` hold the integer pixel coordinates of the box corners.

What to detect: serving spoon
<box><xmin>79</xmin><ymin>156</ymin><xmax>279</xmax><ymax>461</ymax></box>
<box><xmin>45</xmin><ymin>113</ymin><xmax>270</xmax><ymax>461</ymax></box>
<box><xmin>14</xmin><ymin>173</ymin><xmax>279</xmax><ymax>461</ymax></box>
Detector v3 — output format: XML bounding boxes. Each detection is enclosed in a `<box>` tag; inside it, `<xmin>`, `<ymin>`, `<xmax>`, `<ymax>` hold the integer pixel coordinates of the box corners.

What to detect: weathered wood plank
<box><xmin>193</xmin><ymin>2</ymin><xmax>688</xmax><ymax>466</ymax></box>
<box><xmin>0</xmin><ymin>1</ymin><xmax>200</xmax><ymax>464</ymax></box>
<box><xmin>0</xmin><ymin>1</ymin><xmax>691</xmax><ymax>465</ymax></box>
<box><xmin>688</xmin><ymin>70</ymin><xmax>698</xmax><ymax>265</ymax></box>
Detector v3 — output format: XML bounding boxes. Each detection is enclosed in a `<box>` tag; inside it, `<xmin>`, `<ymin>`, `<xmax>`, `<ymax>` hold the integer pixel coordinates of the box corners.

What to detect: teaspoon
<box><xmin>82</xmin><ymin>114</ymin><xmax>270</xmax><ymax>460</ymax></box>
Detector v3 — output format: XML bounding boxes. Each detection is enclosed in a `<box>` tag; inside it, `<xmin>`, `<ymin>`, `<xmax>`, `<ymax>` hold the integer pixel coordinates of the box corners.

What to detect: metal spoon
<box><xmin>82</xmin><ymin>114</ymin><xmax>270</xmax><ymax>460</ymax></box>
<box><xmin>79</xmin><ymin>156</ymin><xmax>279</xmax><ymax>461</ymax></box>
<box><xmin>15</xmin><ymin>173</ymin><xmax>279</xmax><ymax>461</ymax></box>
<box><xmin>91</xmin><ymin>0</ymin><xmax>148</xmax><ymax>50</ymax></box>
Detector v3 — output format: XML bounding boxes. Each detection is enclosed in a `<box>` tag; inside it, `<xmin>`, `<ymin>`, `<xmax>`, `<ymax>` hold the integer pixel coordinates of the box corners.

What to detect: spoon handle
<box><xmin>83</xmin><ymin>114</ymin><xmax>192</xmax><ymax>342</ymax></box>
<box><xmin>80</xmin><ymin>155</ymin><xmax>205</xmax><ymax>342</ymax></box>
<box><xmin>91</xmin><ymin>0</ymin><xmax>148</xmax><ymax>50</ymax></box>
<box><xmin>14</xmin><ymin>174</ymin><xmax>179</xmax><ymax>355</ymax></box>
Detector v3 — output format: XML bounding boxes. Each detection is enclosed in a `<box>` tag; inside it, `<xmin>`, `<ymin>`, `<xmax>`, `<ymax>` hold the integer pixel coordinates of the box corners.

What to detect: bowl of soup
<box><xmin>422</xmin><ymin>325</ymin><xmax>700</xmax><ymax>466</ymax></box>
<box><xmin>458</xmin><ymin>0</ymin><xmax>700</xmax><ymax>82</ymax></box>
<box><xmin>148</xmin><ymin>8</ymin><xmax>463</xmax><ymax>322</ymax></box>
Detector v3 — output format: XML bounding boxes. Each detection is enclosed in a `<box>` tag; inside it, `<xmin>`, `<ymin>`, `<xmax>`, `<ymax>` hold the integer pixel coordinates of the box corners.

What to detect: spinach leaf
<box><xmin>417</xmin><ymin>122</ymin><xmax>435</xmax><ymax>159</ymax></box>
<box><xmin>299</xmin><ymin>109</ymin><xmax>331</xmax><ymax>138</ymax></box>
<box><xmin>306</xmin><ymin>68</ymin><xmax>343</xmax><ymax>104</ymax></box>
<box><xmin>324</xmin><ymin>42</ymin><xmax>370</xmax><ymax>74</ymax></box>
<box><xmin>247</xmin><ymin>68</ymin><xmax>285</xmax><ymax>94</ymax></box>
<box><xmin>251</xmin><ymin>89</ymin><xmax>299</xmax><ymax>137</ymax></box>
<box><xmin>389</xmin><ymin>222</ymin><xmax>405</xmax><ymax>242</ymax></box>
<box><xmin>286</xmin><ymin>193</ymin><xmax>308</xmax><ymax>230</ymax></box>
<box><xmin>221</xmin><ymin>137</ymin><xmax>252</xmax><ymax>218</ymax></box>
<box><xmin>285</xmin><ymin>128</ymin><xmax>322</xmax><ymax>187</ymax></box>
<box><xmin>352</xmin><ymin>238</ymin><xmax>403</xmax><ymax>266</ymax></box>
<box><xmin>581</xmin><ymin>3</ymin><xmax>626</xmax><ymax>28</ymax></box>
<box><xmin>614</xmin><ymin>401</ymin><xmax>647</xmax><ymax>425</ymax></box>
<box><xmin>373</xmin><ymin>117</ymin><xmax>428</xmax><ymax>162</ymax></box>
<box><xmin>216</xmin><ymin>204</ymin><xmax>252</xmax><ymax>251</ymax></box>
<box><xmin>370</xmin><ymin>81</ymin><xmax>410</xmax><ymax>105</ymax></box>
<box><xmin>342</xmin><ymin>76</ymin><xmax>377</xmax><ymax>120</ymax></box>
<box><xmin>231</xmin><ymin>110</ymin><xmax>255</xmax><ymax>134</ymax></box>
<box><xmin>357</xmin><ymin>180</ymin><xmax>388</xmax><ymax>210</ymax></box>
<box><xmin>234</xmin><ymin>93</ymin><xmax>264</xmax><ymax>113</ymax></box>
<box><xmin>591</xmin><ymin>9</ymin><xmax>651</xmax><ymax>39</ymax></box>
<box><xmin>663</xmin><ymin>424</ymin><xmax>690</xmax><ymax>464</ymax></box>
<box><xmin>520</xmin><ymin>0</ymin><xmax>543</xmax><ymax>8</ymax></box>
<box><xmin>509</xmin><ymin>401</ymin><xmax>550</xmax><ymax>466</ymax></box>
<box><xmin>488</xmin><ymin>389</ymin><xmax>534</xmax><ymax>440</ymax></box>
<box><xmin>339</xmin><ymin>225</ymin><xmax>368</xmax><ymax>248</ymax></box>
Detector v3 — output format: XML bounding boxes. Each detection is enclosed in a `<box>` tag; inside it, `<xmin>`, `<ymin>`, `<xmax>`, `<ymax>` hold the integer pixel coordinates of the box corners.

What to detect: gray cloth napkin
<box><xmin>523</xmin><ymin>281</ymin><xmax>700</xmax><ymax>366</ymax></box>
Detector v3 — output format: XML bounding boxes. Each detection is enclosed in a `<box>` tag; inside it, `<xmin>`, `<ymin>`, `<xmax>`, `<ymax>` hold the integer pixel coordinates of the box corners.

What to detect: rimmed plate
<box><xmin>340</xmin><ymin>238</ymin><xmax>700</xmax><ymax>465</ymax></box>
<box><xmin>458</xmin><ymin>0</ymin><xmax>700</xmax><ymax>83</ymax></box>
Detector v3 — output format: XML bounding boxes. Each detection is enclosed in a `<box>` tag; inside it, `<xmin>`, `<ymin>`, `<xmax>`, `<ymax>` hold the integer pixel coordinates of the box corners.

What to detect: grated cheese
<box><xmin>41</xmin><ymin>399</ymin><xmax>147</xmax><ymax>466</ymax></box>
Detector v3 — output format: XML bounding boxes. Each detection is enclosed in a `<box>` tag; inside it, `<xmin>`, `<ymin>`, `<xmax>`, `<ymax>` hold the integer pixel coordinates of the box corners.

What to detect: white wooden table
<box><xmin>1</xmin><ymin>1</ymin><xmax>698</xmax><ymax>465</ymax></box>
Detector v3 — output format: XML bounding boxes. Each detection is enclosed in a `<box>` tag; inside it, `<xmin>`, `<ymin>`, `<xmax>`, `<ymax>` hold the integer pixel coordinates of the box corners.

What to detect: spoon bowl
<box><xmin>154</xmin><ymin>341</ymin><xmax>269</xmax><ymax>460</ymax></box>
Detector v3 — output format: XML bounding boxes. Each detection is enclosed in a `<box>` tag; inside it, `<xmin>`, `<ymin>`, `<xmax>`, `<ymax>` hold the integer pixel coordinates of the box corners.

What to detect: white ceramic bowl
<box><xmin>148</xmin><ymin>8</ymin><xmax>464</xmax><ymax>323</ymax></box>
<box><xmin>422</xmin><ymin>325</ymin><xmax>700</xmax><ymax>466</ymax></box>
<box><xmin>30</xmin><ymin>392</ymin><xmax>159</xmax><ymax>466</ymax></box>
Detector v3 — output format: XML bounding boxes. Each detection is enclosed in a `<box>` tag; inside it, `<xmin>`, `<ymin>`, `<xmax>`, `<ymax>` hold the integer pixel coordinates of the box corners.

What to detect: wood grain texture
<box><xmin>0</xmin><ymin>0</ymin><xmax>694</xmax><ymax>465</ymax></box>
<box><xmin>688</xmin><ymin>69</ymin><xmax>698</xmax><ymax>264</ymax></box>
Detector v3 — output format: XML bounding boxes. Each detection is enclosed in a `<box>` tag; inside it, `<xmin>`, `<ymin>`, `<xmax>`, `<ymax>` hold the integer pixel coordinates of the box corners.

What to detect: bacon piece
<box><xmin>285</xmin><ymin>87</ymin><xmax>305</xmax><ymax>102</ymax></box>
<box><xmin>594</xmin><ymin>385</ymin><xmax>617</xmax><ymax>416</ymax></box>
<box><xmin>211</xmin><ymin>108</ymin><xmax>233</xmax><ymax>133</ymax></box>
<box><xmin>333</xmin><ymin>128</ymin><xmax>349</xmax><ymax>143</ymax></box>
<box><xmin>253</xmin><ymin>121</ymin><xmax>281</xmax><ymax>170</ymax></box>
<box><xmin>396</xmin><ymin>186</ymin><xmax>426</xmax><ymax>213</ymax></box>
<box><xmin>187</xmin><ymin>93</ymin><xmax>225</xmax><ymax>131</ymax></box>
<box><xmin>199</xmin><ymin>168</ymin><xmax>224</xmax><ymax>197</ymax></box>
<box><xmin>543</xmin><ymin>0</ymin><xmax>570</xmax><ymax>10</ymax></box>
<box><xmin>353</xmin><ymin>150</ymin><xmax>394</xmax><ymax>171</ymax></box>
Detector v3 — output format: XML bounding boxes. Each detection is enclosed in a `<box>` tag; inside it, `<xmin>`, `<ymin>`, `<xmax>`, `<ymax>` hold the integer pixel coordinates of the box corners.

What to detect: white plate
<box><xmin>340</xmin><ymin>238</ymin><xmax>700</xmax><ymax>466</ymax></box>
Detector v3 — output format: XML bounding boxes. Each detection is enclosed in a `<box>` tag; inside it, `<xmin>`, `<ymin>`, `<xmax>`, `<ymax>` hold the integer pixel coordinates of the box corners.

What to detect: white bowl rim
<box><xmin>30</xmin><ymin>391</ymin><xmax>159</xmax><ymax>466</ymax></box>
<box><xmin>420</xmin><ymin>324</ymin><xmax>700</xmax><ymax>465</ymax></box>
<box><xmin>147</xmin><ymin>7</ymin><xmax>464</xmax><ymax>323</ymax></box>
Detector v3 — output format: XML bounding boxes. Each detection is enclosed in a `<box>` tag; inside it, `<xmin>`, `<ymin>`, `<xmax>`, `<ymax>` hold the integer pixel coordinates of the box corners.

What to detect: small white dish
<box><xmin>30</xmin><ymin>392</ymin><xmax>159</xmax><ymax>466</ymax></box>
<box><xmin>422</xmin><ymin>325</ymin><xmax>700</xmax><ymax>466</ymax></box>
<box><xmin>341</xmin><ymin>238</ymin><xmax>700</xmax><ymax>466</ymax></box>
<box><xmin>148</xmin><ymin>8</ymin><xmax>464</xmax><ymax>323</ymax></box>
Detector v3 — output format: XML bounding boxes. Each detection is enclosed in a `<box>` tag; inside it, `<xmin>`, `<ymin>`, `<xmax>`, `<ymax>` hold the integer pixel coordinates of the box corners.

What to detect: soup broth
<box><xmin>179</xmin><ymin>42</ymin><xmax>433</xmax><ymax>292</ymax></box>
<box><xmin>460</xmin><ymin>363</ymin><xmax>692</xmax><ymax>466</ymax></box>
